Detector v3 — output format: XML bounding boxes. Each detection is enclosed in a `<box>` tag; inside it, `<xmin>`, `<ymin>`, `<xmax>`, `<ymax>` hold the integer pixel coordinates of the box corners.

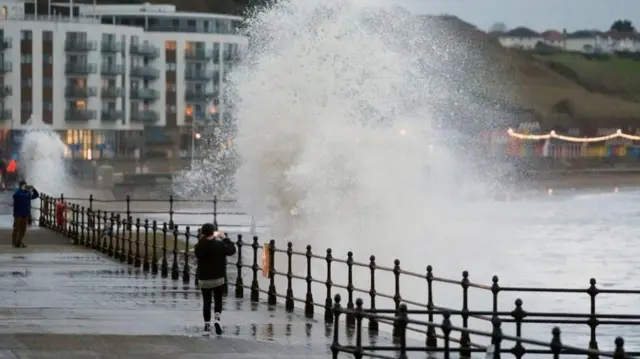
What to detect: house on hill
<box><xmin>498</xmin><ymin>27</ymin><xmax>542</xmax><ymax>49</ymax></box>
<box><xmin>564</xmin><ymin>30</ymin><xmax>608</xmax><ymax>52</ymax></box>
<box><xmin>499</xmin><ymin>26</ymin><xmax>640</xmax><ymax>53</ymax></box>
<box><xmin>541</xmin><ymin>30</ymin><xmax>564</xmax><ymax>47</ymax></box>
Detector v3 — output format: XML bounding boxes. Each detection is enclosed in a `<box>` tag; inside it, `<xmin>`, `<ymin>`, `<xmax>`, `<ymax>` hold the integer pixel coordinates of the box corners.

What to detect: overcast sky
<box><xmin>397</xmin><ymin>0</ymin><xmax>639</xmax><ymax>32</ymax></box>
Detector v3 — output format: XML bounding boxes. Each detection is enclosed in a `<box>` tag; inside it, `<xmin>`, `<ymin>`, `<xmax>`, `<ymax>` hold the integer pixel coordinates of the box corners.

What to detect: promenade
<box><xmin>0</xmin><ymin>230</ymin><xmax>356</xmax><ymax>359</ymax></box>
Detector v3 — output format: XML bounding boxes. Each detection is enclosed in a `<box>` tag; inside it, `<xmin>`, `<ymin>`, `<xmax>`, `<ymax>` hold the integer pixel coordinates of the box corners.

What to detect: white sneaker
<box><xmin>214</xmin><ymin>313</ymin><xmax>222</xmax><ymax>335</ymax></box>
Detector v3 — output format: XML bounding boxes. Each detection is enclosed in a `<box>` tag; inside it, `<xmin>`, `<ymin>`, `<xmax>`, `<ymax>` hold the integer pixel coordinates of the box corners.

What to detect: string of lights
<box><xmin>507</xmin><ymin>129</ymin><xmax>640</xmax><ymax>142</ymax></box>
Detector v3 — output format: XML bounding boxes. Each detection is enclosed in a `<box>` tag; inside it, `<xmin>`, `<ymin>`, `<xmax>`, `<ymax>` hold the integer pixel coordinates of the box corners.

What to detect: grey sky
<box><xmin>398</xmin><ymin>0</ymin><xmax>638</xmax><ymax>32</ymax></box>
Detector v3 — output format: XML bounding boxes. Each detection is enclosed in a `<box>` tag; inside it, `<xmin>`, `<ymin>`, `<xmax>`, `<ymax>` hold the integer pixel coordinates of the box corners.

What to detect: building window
<box><xmin>1</xmin><ymin>6</ymin><xmax>7</xmax><ymax>19</ymax></box>
<box><xmin>43</xmin><ymin>31</ymin><xmax>53</xmax><ymax>41</ymax></box>
<box><xmin>185</xmin><ymin>105</ymin><xmax>193</xmax><ymax>116</ymax></box>
<box><xmin>21</xmin><ymin>30</ymin><xmax>32</xmax><ymax>41</ymax></box>
<box><xmin>43</xmin><ymin>102</ymin><xmax>53</xmax><ymax>111</ymax></box>
<box><xmin>21</xmin><ymin>79</ymin><xmax>32</xmax><ymax>87</ymax></box>
<box><xmin>20</xmin><ymin>54</ymin><xmax>32</xmax><ymax>64</ymax></box>
<box><xmin>165</xmin><ymin>41</ymin><xmax>176</xmax><ymax>50</ymax></box>
<box><xmin>75</xmin><ymin>100</ymin><xmax>86</xmax><ymax>110</ymax></box>
<box><xmin>43</xmin><ymin>78</ymin><xmax>53</xmax><ymax>88</ymax></box>
<box><xmin>43</xmin><ymin>55</ymin><xmax>53</xmax><ymax>64</ymax></box>
<box><xmin>166</xmin><ymin>62</ymin><xmax>176</xmax><ymax>71</ymax></box>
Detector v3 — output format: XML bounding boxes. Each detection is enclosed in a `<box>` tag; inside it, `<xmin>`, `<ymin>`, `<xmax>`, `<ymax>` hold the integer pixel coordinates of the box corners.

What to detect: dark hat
<box><xmin>18</xmin><ymin>180</ymin><xmax>26</xmax><ymax>187</ymax></box>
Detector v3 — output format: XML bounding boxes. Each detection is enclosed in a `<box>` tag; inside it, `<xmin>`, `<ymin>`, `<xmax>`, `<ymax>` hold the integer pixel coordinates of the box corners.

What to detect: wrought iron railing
<box><xmin>36</xmin><ymin>193</ymin><xmax>640</xmax><ymax>358</ymax></box>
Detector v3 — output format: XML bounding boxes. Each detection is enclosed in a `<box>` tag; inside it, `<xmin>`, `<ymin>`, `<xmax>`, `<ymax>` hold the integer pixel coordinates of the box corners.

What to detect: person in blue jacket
<box><xmin>12</xmin><ymin>180</ymin><xmax>39</xmax><ymax>248</ymax></box>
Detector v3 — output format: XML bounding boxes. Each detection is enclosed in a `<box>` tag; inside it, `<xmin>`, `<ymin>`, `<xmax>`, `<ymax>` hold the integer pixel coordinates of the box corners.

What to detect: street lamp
<box><xmin>190</xmin><ymin>104</ymin><xmax>217</xmax><ymax>168</ymax></box>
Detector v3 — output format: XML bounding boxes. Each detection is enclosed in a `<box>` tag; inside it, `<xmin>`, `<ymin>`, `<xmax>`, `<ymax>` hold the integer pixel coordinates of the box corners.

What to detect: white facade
<box><xmin>498</xmin><ymin>36</ymin><xmax>543</xmax><ymax>50</ymax></box>
<box><xmin>0</xmin><ymin>2</ymin><xmax>247</xmax><ymax>131</ymax></box>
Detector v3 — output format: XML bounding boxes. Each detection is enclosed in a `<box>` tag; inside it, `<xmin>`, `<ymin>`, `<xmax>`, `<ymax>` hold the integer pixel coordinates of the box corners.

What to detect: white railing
<box><xmin>4</xmin><ymin>14</ymin><xmax>100</xmax><ymax>24</ymax></box>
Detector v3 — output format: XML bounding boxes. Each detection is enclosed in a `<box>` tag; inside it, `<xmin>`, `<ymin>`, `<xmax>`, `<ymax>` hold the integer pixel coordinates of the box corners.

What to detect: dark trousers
<box><xmin>12</xmin><ymin>216</ymin><xmax>29</xmax><ymax>246</ymax></box>
<box><xmin>201</xmin><ymin>285</ymin><xmax>225</xmax><ymax>322</ymax></box>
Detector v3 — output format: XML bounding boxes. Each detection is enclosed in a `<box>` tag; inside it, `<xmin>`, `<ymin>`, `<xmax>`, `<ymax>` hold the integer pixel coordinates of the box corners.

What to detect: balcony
<box><xmin>0</xmin><ymin>61</ymin><xmax>12</xmax><ymax>74</ymax></box>
<box><xmin>101</xmin><ymin>87</ymin><xmax>124</xmax><ymax>98</ymax></box>
<box><xmin>129</xmin><ymin>43</ymin><xmax>160</xmax><ymax>59</ymax></box>
<box><xmin>0</xmin><ymin>109</ymin><xmax>10</xmax><ymax>121</ymax></box>
<box><xmin>101</xmin><ymin>64</ymin><xmax>124</xmax><ymax>76</ymax></box>
<box><xmin>64</xmin><ymin>39</ymin><xmax>97</xmax><ymax>52</ymax></box>
<box><xmin>0</xmin><ymin>38</ymin><xmax>11</xmax><ymax>51</ymax></box>
<box><xmin>65</xmin><ymin>63</ymin><xmax>97</xmax><ymax>75</ymax></box>
<box><xmin>130</xmin><ymin>66</ymin><xmax>159</xmax><ymax>79</ymax></box>
<box><xmin>101</xmin><ymin>41</ymin><xmax>123</xmax><ymax>53</ymax></box>
<box><xmin>130</xmin><ymin>110</ymin><xmax>159</xmax><ymax>124</ymax></box>
<box><xmin>185</xmin><ymin>90</ymin><xmax>216</xmax><ymax>102</ymax></box>
<box><xmin>65</xmin><ymin>86</ymin><xmax>97</xmax><ymax>98</ymax></box>
<box><xmin>0</xmin><ymin>86</ymin><xmax>11</xmax><ymax>98</ymax></box>
<box><xmin>101</xmin><ymin>109</ymin><xmax>123</xmax><ymax>122</ymax></box>
<box><xmin>130</xmin><ymin>88</ymin><xmax>159</xmax><ymax>101</ymax></box>
<box><xmin>184</xmin><ymin>69</ymin><xmax>214</xmax><ymax>81</ymax></box>
<box><xmin>185</xmin><ymin>49</ymin><xmax>211</xmax><ymax>61</ymax></box>
<box><xmin>65</xmin><ymin>108</ymin><xmax>97</xmax><ymax>122</ymax></box>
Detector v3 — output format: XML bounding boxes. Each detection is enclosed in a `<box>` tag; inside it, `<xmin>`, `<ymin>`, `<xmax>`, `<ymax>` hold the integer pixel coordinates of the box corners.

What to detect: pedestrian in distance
<box><xmin>194</xmin><ymin>222</ymin><xmax>236</xmax><ymax>335</ymax></box>
<box><xmin>12</xmin><ymin>180</ymin><xmax>39</xmax><ymax>248</ymax></box>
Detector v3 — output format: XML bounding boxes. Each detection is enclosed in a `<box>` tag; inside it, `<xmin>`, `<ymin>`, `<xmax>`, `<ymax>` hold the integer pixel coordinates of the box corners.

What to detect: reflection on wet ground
<box><xmin>0</xmin><ymin>243</ymin><xmax>418</xmax><ymax>358</ymax></box>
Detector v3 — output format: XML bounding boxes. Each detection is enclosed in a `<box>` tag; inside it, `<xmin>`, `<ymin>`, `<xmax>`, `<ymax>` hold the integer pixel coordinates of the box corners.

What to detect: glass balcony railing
<box><xmin>0</xmin><ymin>86</ymin><xmax>11</xmax><ymax>98</ymax></box>
<box><xmin>101</xmin><ymin>109</ymin><xmax>123</xmax><ymax>121</ymax></box>
<box><xmin>66</xmin><ymin>109</ymin><xmax>97</xmax><ymax>122</ymax></box>
<box><xmin>130</xmin><ymin>110</ymin><xmax>159</xmax><ymax>123</ymax></box>
<box><xmin>65</xmin><ymin>63</ymin><xmax>97</xmax><ymax>75</ymax></box>
<box><xmin>130</xmin><ymin>66</ymin><xmax>160</xmax><ymax>79</ymax></box>
<box><xmin>101</xmin><ymin>87</ymin><xmax>124</xmax><ymax>98</ymax></box>
<box><xmin>101</xmin><ymin>41</ymin><xmax>124</xmax><ymax>53</ymax></box>
<box><xmin>0</xmin><ymin>61</ymin><xmax>12</xmax><ymax>73</ymax></box>
<box><xmin>130</xmin><ymin>88</ymin><xmax>159</xmax><ymax>101</ymax></box>
<box><xmin>101</xmin><ymin>64</ymin><xmax>124</xmax><ymax>76</ymax></box>
<box><xmin>65</xmin><ymin>86</ymin><xmax>97</xmax><ymax>98</ymax></box>
<box><xmin>129</xmin><ymin>43</ymin><xmax>160</xmax><ymax>59</ymax></box>
<box><xmin>184</xmin><ymin>69</ymin><xmax>214</xmax><ymax>81</ymax></box>
<box><xmin>64</xmin><ymin>39</ymin><xmax>97</xmax><ymax>52</ymax></box>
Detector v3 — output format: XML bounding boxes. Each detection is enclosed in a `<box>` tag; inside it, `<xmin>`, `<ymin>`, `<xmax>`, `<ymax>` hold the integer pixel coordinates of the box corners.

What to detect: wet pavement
<box><xmin>0</xmin><ymin>232</ymin><xmax>406</xmax><ymax>358</ymax></box>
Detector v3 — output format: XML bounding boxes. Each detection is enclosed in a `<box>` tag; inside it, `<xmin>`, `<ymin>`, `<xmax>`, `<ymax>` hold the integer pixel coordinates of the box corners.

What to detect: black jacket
<box><xmin>195</xmin><ymin>237</ymin><xmax>236</xmax><ymax>280</ymax></box>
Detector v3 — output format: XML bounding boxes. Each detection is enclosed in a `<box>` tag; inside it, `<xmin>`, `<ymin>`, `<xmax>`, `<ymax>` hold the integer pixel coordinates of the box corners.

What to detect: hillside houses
<box><xmin>496</xmin><ymin>27</ymin><xmax>640</xmax><ymax>53</ymax></box>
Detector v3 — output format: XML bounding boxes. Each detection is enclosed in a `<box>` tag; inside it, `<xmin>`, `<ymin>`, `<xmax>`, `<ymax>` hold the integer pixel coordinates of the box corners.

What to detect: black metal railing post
<box><xmin>125</xmin><ymin>195</ymin><xmax>131</xmax><ymax>230</ymax></box>
<box><xmin>587</xmin><ymin>278</ymin><xmax>600</xmax><ymax>358</ymax></box>
<box><xmin>151</xmin><ymin>221</ymin><xmax>159</xmax><ymax>275</ymax></box>
<box><xmin>512</xmin><ymin>298</ymin><xmax>526</xmax><ymax>359</ymax></box>
<box><xmin>235</xmin><ymin>234</ymin><xmax>244</xmax><ymax>298</ymax></box>
<box><xmin>331</xmin><ymin>294</ymin><xmax>342</xmax><ymax>359</ymax></box>
<box><xmin>324</xmin><ymin>248</ymin><xmax>334</xmax><ymax>323</ymax></box>
<box><xmin>426</xmin><ymin>265</ymin><xmax>437</xmax><ymax>348</ymax></box>
<box><xmin>346</xmin><ymin>251</ymin><xmax>355</xmax><ymax>326</ymax></box>
<box><xmin>267</xmin><ymin>239</ymin><xmax>277</xmax><ymax>305</ymax></box>
<box><xmin>107</xmin><ymin>213</ymin><xmax>115</xmax><ymax>256</ymax></box>
<box><xmin>285</xmin><ymin>242</ymin><xmax>294</xmax><ymax>312</ymax></box>
<box><xmin>213</xmin><ymin>196</ymin><xmax>218</xmax><ymax>228</ymax></box>
<box><xmin>368</xmin><ymin>255</ymin><xmax>378</xmax><ymax>332</ymax></box>
<box><xmin>250</xmin><ymin>236</ymin><xmax>260</xmax><ymax>302</ymax></box>
<box><xmin>134</xmin><ymin>218</ymin><xmax>141</xmax><ymax>267</ymax></box>
<box><xmin>168</xmin><ymin>195</ymin><xmax>174</xmax><ymax>230</ymax></box>
<box><xmin>304</xmin><ymin>245</ymin><xmax>314</xmax><ymax>318</ymax></box>
<box><xmin>161</xmin><ymin>222</ymin><xmax>169</xmax><ymax>278</ymax></box>
<box><xmin>182</xmin><ymin>226</ymin><xmax>191</xmax><ymax>284</ymax></box>
<box><xmin>460</xmin><ymin>270</ymin><xmax>471</xmax><ymax>359</ymax></box>
<box><xmin>171</xmin><ymin>225</ymin><xmax>180</xmax><ymax>280</ymax></box>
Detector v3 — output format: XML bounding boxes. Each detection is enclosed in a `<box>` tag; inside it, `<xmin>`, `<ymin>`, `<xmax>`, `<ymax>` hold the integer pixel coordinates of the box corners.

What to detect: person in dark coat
<box><xmin>12</xmin><ymin>180</ymin><xmax>39</xmax><ymax>247</ymax></box>
<box><xmin>194</xmin><ymin>222</ymin><xmax>236</xmax><ymax>334</ymax></box>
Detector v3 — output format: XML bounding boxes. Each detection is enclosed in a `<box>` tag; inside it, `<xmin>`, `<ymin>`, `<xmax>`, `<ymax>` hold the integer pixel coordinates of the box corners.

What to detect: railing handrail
<box><xmin>33</xmin><ymin>192</ymin><xmax>640</xmax><ymax>358</ymax></box>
